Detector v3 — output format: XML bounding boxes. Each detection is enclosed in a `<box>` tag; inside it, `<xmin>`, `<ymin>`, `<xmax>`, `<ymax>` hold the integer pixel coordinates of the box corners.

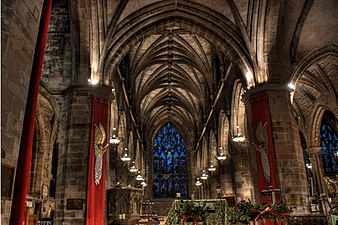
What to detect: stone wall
<box><xmin>42</xmin><ymin>0</ymin><xmax>72</xmax><ymax>91</ymax></box>
<box><xmin>268</xmin><ymin>90</ymin><xmax>310</xmax><ymax>213</ymax></box>
<box><xmin>1</xmin><ymin>1</ymin><xmax>44</xmax><ymax>224</ymax></box>
<box><xmin>54</xmin><ymin>88</ymin><xmax>92</xmax><ymax>225</ymax></box>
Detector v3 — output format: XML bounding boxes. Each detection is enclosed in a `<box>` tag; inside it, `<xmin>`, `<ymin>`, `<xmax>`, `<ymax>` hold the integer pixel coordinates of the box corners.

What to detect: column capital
<box><xmin>241</xmin><ymin>84</ymin><xmax>291</xmax><ymax>103</ymax></box>
<box><xmin>306</xmin><ymin>147</ymin><xmax>322</xmax><ymax>154</ymax></box>
<box><xmin>91</xmin><ymin>84</ymin><xmax>114</xmax><ymax>100</ymax></box>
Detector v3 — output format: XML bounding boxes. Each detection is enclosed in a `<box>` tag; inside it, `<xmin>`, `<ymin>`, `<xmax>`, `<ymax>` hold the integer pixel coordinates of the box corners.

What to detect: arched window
<box><xmin>153</xmin><ymin>122</ymin><xmax>188</xmax><ymax>198</ymax></box>
<box><xmin>320</xmin><ymin>111</ymin><xmax>338</xmax><ymax>176</ymax></box>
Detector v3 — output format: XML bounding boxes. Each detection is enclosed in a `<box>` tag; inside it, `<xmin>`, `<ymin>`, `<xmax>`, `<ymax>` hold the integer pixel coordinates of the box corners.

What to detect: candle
<box><xmin>176</xmin><ymin>192</ymin><xmax>181</xmax><ymax>198</ymax></box>
<box><xmin>119</xmin><ymin>214</ymin><xmax>122</xmax><ymax>219</ymax></box>
<box><xmin>272</xmin><ymin>191</ymin><xmax>276</xmax><ymax>205</ymax></box>
<box><xmin>250</xmin><ymin>187</ymin><xmax>255</xmax><ymax>204</ymax></box>
<box><xmin>191</xmin><ymin>194</ymin><xmax>194</xmax><ymax>200</ymax></box>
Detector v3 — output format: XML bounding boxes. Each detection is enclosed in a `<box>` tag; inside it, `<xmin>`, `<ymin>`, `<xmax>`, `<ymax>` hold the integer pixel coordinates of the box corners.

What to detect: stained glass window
<box><xmin>153</xmin><ymin>122</ymin><xmax>188</xmax><ymax>198</ymax></box>
<box><xmin>320</xmin><ymin>112</ymin><xmax>338</xmax><ymax>176</ymax></box>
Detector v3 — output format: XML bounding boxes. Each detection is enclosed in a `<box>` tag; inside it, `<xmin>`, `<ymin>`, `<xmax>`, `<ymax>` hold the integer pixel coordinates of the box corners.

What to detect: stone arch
<box><xmin>30</xmin><ymin>93</ymin><xmax>59</xmax><ymax>203</ymax></box>
<box><xmin>201</xmin><ymin>137</ymin><xmax>208</xmax><ymax>170</ymax></box>
<box><xmin>290</xmin><ymin>44</ymin><xmax>338</xmax><ymax>85</ymax></box>
<box><xmin>319</xmin><ymin>110</ymin><xmax>338</xmax><ymax>177</ymax></box>
<box><xmin>209</xmin><ymin>130</ymin><xmax>217</xmax><ymax>162</ymax></box>
<box><xmin>118</xmin><ymin>111</ymin><xmax>127</xmax><ymax>156</ymax></box>
<box><xmin>150</xmin><ymin>119</ymin><xmax>194</xmax><ymax>149</ymax></box>
<box><xmin>309</xmin><ymin>106</ymin><xmax>331</xmax><ymax>148</ymax></box>
<box><xmin>128</xmin><ymin>131</ymin><xmax>134</xmax><ymax>159</ymax></box>
<box><xmin>101</xmin><ymin>1</ymin><xmax>255</xmax><ymax>87</ymax></box>
<box><xmin>135</xmin><ymin>140</ymin><xmax>141</xmax><ymax>170</ymax></box>
<box><xmin>218</xmin><ymin>110</ymin><xmax>230</xmax><ymax>155</ymax></box>
<box><xmin>231</xmin><ymin>79</ymin><xmax>246</xmax><ymax>139</ymax></box>
<box><xmin>109</xmin><ymin>95</ymin><xmax>119</xmax><ymax>138</ymax></box>
<box><xmin>30</xmin><ymin>119</ymin><xmax>42</xmax><ymax>196</ymax></box>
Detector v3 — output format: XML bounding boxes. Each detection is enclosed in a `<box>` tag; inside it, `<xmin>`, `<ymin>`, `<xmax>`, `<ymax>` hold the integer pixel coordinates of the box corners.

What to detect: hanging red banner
<box><xmin>86</xmin><ymin>96</ymin><xmax>108</xmax><ymax>225</ymax></box>
<box><xmin>250</xmin><ymin>94</ymin><xmax>278</xmax><ymax>192</ymax></box>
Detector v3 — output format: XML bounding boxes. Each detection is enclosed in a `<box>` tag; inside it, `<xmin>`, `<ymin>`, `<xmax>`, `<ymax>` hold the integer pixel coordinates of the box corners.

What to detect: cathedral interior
<box><xmin>1</xmin><ymin>0</ymin><xmax>338</xmax><ymax>225</ymax></box>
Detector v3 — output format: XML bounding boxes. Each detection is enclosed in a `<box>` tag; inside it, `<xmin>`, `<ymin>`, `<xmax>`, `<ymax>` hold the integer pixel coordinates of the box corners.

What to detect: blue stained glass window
<box><xmin>153</xmin><ymin>122</ymin><xmax>188</xmax><ymax>198</ymax></box>
<box><xmin>320</xmin><ymin>112</ymin><xmax>338</xmax><ymax>176</ymax></box>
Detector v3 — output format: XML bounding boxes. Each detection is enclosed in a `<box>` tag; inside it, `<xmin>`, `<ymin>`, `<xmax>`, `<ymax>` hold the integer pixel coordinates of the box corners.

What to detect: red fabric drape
<box><xmin>9</xmin><ymin>1</ymin><xmax>52</xmax><ymax>224</ymax></box>
<box><xmin>250</xmin><ymin>94</ymin><xmax>278</xmax><ymax>192</ymax></box>
<box><xmin>86</xmin><ymin>96</ymin><xmax>108</xmax><ymax>225</ymax></box>
<box><xmin>250</xmin><ymin>94</ymin><xmax>278</xmax><ymax>225</ymax></box>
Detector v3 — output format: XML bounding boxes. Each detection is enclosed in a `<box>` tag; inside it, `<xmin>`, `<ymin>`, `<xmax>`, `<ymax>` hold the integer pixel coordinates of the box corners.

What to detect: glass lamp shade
<box><xmin>121</xmin><ymin>148</ymin><xmax>131</xmax><ymax>162</ymax></box>
<box><xmin>195</xmin><ymin>178</ymin><xmax>202</xmax><ymax>186</ymax></box>
<box><xmin>208</xmin><ymin>162</ymin><xmax>216</xmax><ymax>172</ymax></box>
<box><xmin>201</xmin><ymin>170</ymin><xmax>208</xmax><ymax>180</ymax></box>
<box><xmin>136</xmin><ymin>171</ymin><xmax>143</xmax><ymax>181</ymax></box>
<box><xmin>232</xmin><ymin>135</ymin><xmax>245</xmax><ymax>142</ymax></box>
<box><xmin>129</xmin><ymin>164</ymin><xmax>138</xmax><ymax>172</ymax></box>
<box><xmin>110</xmin><ymin>135</ymin><xmax>121</xmax><ymax>145</ymax></box>
<box><xmin>217</xmin><ymin>152</ymin><xmax>227</xmax><ymax>161</ymax></box>
<box><xmin>121</xmin><ymin>153</ymin><xmax>131</xmax><ymax>162</ymax></box>
<box><xmin>141</xmin><ymin>179</ymin><xmax>147</xmax><ymax>187</ymax></box>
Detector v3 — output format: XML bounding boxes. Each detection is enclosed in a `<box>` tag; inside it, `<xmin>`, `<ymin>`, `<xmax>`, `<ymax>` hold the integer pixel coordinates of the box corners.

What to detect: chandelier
<box><xmin>217</xmin><ymin>147</ymin><xmax>227</xmax><ymax>161</ymax></box>
<box><xmin>141</xmin><ymin>179</ymin><xmax>147</xmax><ymax>187</ymax></box>
<box><xmin>201</xmin><ymin>170</ymin><xmax>208</xmax><ymax>180</ymax></box>
<box><xmin>232</xmin><ymin>126</ymin><xmax>245</xmax><ymax>143</ymax></box>
<box><xmin>121</xmin><ymin>148</ymin><xmax>131</xmax><ymax>162</ymax></box>
<box><xmin>232</xmin><ymin>134</ymin><xmax>245</xmax><ymax>143</ymax></box>
<box><xmin>208</xmin><ymin>161</ymin><xmax>216</xmax><ymax>172</ymax></box>
<box><xmin>110</xmin><ymin>134</ymin><xmax>121</xmax><ymax>145</ymax></box>
<box><xmin>136</xmin><ymin>171</ymin><xmax>144</xmax><ymax>181</ymax></box>
<box><xmin>129</xmin><ymin>161</ymin><xmax>138</xmax><ymax>172</ymax></box>
<box><xmin>195</xmin><ymin>178</ymin><xmax>202</xmax><ymax>186</ymax></box>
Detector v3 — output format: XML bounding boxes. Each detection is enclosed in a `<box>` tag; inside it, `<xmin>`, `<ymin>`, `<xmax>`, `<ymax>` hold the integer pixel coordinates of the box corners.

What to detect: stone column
<box><xmin>231</xmin><ymin>141</ymin><xmax>254</xmax><ymax>200</ymax></box>
<box><xmin>307</xmin><ymin>147</ymin><xmax>329</xmax><ymax>214</ymax></box>
<box><xmin>243</xmin><ymin>84</ymin><xmax>309</xmax><ymax>214</ymax></box>
<box><xmin>54</xmin><ymin>87</ymin><xmax>93</xmax><ymax>225</ymax></box>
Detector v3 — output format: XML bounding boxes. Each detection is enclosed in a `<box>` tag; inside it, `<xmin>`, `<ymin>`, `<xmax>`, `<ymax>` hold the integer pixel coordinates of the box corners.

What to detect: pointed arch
<box><xmin>109</xmin><ymin>97</ymin><xmax>119</xmax><ymax>138</ymax></box>
<box><xmin>118</xmin><ymin>111</ymin><xmax>127</xmax><ymax>156</ymax></box>
<box><xmin>231</xmin><ymin>80</ymin><xmax>246</xmax><ymax>139</ymax></box>
<box><xmin>219</xmin><ymin>110</ymin><xmax>230</xmax><ymax>155</ymax></box>
<box><xmin>209</xmin><ymin>130</ymin><xmax>217</xmax><ymax>163</ymax></box>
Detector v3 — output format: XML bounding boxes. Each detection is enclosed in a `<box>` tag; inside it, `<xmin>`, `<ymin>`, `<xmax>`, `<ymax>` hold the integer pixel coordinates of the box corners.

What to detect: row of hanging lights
<box><xmin>195</xmin><ymin>147</ymin><xmax>231</xmax><ymax>186</ymax></box>
<box><xmin>110</xmin><ymin>132</ymin><xmax>147</xmax><ymax>187</ymax></box>
<box><xmin>120</xmin><ymin>147</ymin><xmax>147</xmax><ymax>187</ymax></box>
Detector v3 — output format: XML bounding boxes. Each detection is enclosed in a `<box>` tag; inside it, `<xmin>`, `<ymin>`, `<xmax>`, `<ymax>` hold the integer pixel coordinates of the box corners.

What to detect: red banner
<box><xmin>86</xmin><ymin>96</ymin><xmax>108</xmax><ymax>225</ymax></box>
<box><xmin>250</xmin><ymin>94</ymin><xmax>278</xmax><ymax>192</ymax></box>
<box><xmin>10</xmin><ymin>1</ymin><xmax>52</xmax><ymax>224</ymax></box>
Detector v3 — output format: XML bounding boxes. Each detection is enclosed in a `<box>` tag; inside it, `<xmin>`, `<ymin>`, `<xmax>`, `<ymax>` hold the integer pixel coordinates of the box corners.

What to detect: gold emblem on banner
<box><xmin>255</xmin><ymin>121</ymin><xmax>270</xmax><ymax>183</ymax></box>
<box><xmin>94</xmin><ymin>123</ymin><xmax>108</xmax><ymax>185</ymax></box>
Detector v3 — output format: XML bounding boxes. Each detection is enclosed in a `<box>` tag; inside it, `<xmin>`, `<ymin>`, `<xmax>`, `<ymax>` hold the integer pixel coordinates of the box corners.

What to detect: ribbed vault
<box><xmin>103</xmin><ymin>2</ymin><xmax>255</xmax><ymax>143</ymax></box>
<box><xmin>128</xmin><ymin>30</ymin><xmax>214</xmax><ymax>135</ymax></box>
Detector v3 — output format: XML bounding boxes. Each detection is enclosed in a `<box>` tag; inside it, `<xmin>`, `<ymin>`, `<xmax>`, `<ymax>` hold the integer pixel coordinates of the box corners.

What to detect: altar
<box><xmin>107</xmin><ymin>187</ymin><xmax>143</xmax><ymax>225</ymax></box>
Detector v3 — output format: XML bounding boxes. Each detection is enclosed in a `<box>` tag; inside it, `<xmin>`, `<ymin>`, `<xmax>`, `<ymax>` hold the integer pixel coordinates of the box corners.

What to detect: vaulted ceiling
<box><xmin>92</xmin><ymin>0</ymin><xmax>338</xmax><ymax>144</ymax></box>
<box><xmin>129</xmin><ymin>30</ymin><xmax>215</xmax><ymax>135</ymax></box>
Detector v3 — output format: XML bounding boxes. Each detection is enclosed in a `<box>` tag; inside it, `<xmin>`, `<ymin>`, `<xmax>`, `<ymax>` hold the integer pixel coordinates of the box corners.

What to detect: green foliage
<box><xmin>174</xmin><ymin>200</ymin><xmax>210</xmax><ymax>221</ymax></box>
<box><xmin>228</xmin><ymin>199</ymin><xmax>293</xmax><ymax>224</ymax></box>
<box><xmin>228</xmin><ymin>199</ymin><xmax>259</xmax><ymax>224</ymax></box>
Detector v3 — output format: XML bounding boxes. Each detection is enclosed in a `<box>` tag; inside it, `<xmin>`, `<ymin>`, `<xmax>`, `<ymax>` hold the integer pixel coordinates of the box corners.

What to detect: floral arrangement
<box><xmin>228</xmin><ymin>199</ymin><xmax>292</xmax><ymax>224</ymax></box>
<box><xmin>174</xmin><ymin>200</ymin><xmax>210</xmax><ymax>220</ymax></box>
